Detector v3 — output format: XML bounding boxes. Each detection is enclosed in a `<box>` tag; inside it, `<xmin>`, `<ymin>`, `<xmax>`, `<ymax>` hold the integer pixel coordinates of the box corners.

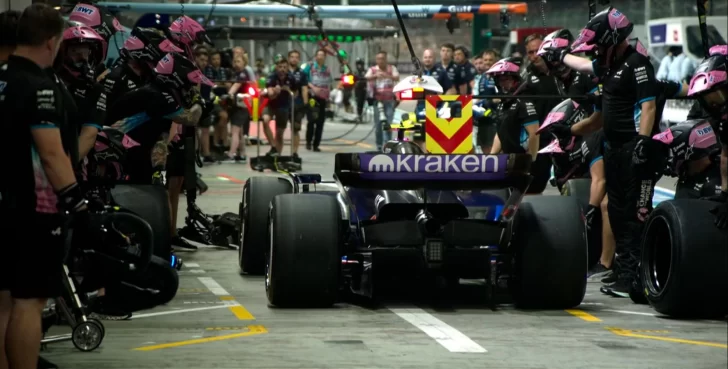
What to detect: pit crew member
<box><xmin>0</xmin><ymin>10</ymin><xmax>20</xmax><ymax>63</ymax></box>
<box><xmin>263</xmin><ymin>56</ymin><xmax>295</xmax><ymax>158</ymax></box>
<box><xmin>54</xmin><ymin>26</ymin><xmax>108</xmax><ymax>159</ymax></box>
<box><xmin>0</xmin><ymin>6</ymin><xmax>86</xmax><ymax>369</ymax></box>
<box><xmin>304</xmin><ymin>49</ymin><xmax>333</xmax><ymax>152</ymax></box>
<box><xmin>486</xmin><ymin>57</ymin><xmax>540</xmax><ymax>165</ymax></box>
<box><xmin>453</xmin><ymin>45</ymin><xmax>475</xmax><ymax>95</ymax></box>
<box><xmin>226</xmin><ymin>53</ymin><xmax>263</xmax><ymax>161</ymax></box>
<box><xmin>289</xmin><ymin>50</ymin><xmax>309</xmax><ymax>155</ymax></box>
<box><xmin>67</xmin><ymin>1</ymin><xmax>124</xmax><ymax>78</ymax></box>
<box><xmin>687</xmin><ymin>49</ymin><xmax>728</xmax><ymax>228</ymax></box>
<box><xmin>540</xmin><ymin>7</ymin><xmax>662</xmax><ymax>298</ymax></box>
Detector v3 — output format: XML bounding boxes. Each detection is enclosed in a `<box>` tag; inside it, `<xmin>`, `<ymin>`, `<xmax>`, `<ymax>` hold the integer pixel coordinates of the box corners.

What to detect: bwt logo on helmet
<box><xmin>74</xmin><ymin>5</ymin><xmax>95</xmax><ymax>15</ymax></box>
<box><xmin>366</xmin><ymin>154</ymin><xmax>501</xmax><ymax>173</ymax></box>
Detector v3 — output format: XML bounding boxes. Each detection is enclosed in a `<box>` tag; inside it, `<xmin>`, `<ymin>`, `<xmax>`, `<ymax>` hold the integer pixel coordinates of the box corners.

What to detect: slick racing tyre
<box><xmin>512</xmin><ymin>196</ymin><xmax>588</xmax><ymax>309</ymax></box>
<box><xmin>562</xmin><ymin>178</ymin><xmax>602</xmax><ymax>268</ymax></box>
<box><xmin>111</xmin><ymin>184</ymin><xmax>173</xmax><ymax>260</ymax></box>
<box><xmin>104</xmin><ymin>256</ymin><xmax>180</xmax><ymax>313</ymax></box>
<box><xmin>640</xmin><ymin>199</ymin><xmax>728</xmax><ymax>318</ymax></box>
<box><xmin>240</xmin><ymin>176</ymin><xmax>293</xmax><ymax>275</ymax></box>
<box><xmin>266</xmin><ymin>194</ymin><xmax>341</xmax><ymax>307</ymax></box>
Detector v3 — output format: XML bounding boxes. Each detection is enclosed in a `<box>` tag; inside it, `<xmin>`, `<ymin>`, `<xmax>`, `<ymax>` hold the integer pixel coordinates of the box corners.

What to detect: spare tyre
<box><xmin>266</xmin><ymin>194</ymin><xmax>341</xmax><ymax>307</ymax></box>
<box><xmin>111</xmin><ymin>184</ymin><xmax>172</xmax><ymax>260</ymax></box>
<box><xmin>640</xmin><ymin>199</ymin><xmax>728</xmax><ymax>318</ymax></box>
<box><xmin>562</xmin><ymin>178</ymin><xmax>602</xmax><ymax>268</ymax></box>
<box><xmin>239</xmin><ymin>176</ymin><xmax>293</xmax><ymax>275</ymax></box>
<box><xmin>511</xmin><ymin>196</ymin><xmax>587</xmax><ymax>309</ymax></box>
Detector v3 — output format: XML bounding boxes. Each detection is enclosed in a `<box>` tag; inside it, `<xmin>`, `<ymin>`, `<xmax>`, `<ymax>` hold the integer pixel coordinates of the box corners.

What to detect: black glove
<box><xmin>703</xmin><ymin>191</ymin><xmax>728</xmax><ymax>229</ymax></box>
<box><xmin>585</xmin><ymin>204</ymin><xmax>599</xmax><ymax>231</ymax></box>
<box><xmin>632</xmin><ymin>134</ymin><xmax>658</xmax><ymax>166</ymax></box>
<box><xmin>541</xmin><ymin>47</ymin><xmax>568</xmax><ymax>64</ymax></box>
<box><xmin>57</xmin><ymin>183</ymin><xmax>88</xmax><ymax>215</ymax></box>
<box><xmin>548</xmin><ymin>122</ymin><xmax>572</xmax><ymax>140</ymax></box>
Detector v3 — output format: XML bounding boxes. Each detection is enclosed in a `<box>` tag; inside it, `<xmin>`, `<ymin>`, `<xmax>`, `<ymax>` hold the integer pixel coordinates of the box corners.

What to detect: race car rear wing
<box><xmin>334</xmin><ymin>153</ymin><xmax>532</xmax><ymax>191</ymax></box>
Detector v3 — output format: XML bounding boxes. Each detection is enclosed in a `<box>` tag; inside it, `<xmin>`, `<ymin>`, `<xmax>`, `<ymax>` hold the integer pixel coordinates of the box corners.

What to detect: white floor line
<box><xmin>180</xmin><ymin>269</ymin><xmax>206</xmax><ymax>274</ymax></box>
<box><xmin>389</xmin><ymin>307</ymin><xmax>487</xmax><ymax>353</ymax></box>
<box><xmin>603</xmin><ymin>309</ymin><xmax>657</xmax><ymax>317</ymax></box>
<box><xmin>184</xmin><ymin>263</ymin><xmax>200</xmax><ymax>268</ymax></box>
<box><xmin>197</xmin><ymin>277</ymin><xmax>231</xmax><ymax>296</ymax></box>
<box><xmin>131</xmin><ymin>304</ymin><xmax>235</xmax><ymax>319</ymax></box>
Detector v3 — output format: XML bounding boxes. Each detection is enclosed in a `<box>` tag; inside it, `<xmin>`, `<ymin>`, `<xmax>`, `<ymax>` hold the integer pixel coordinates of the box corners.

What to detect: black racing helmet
<box><xmin>652</xmin><ymin>120</ymin><xmax>721</xmax><ymax>176</ymax></box>
<box><xmin>538</xmin><ymin>98</ymin><xmax>588</xmax><ymax>152</ymax></box>
<box><xmin>537</xmin><ymin>29</ymin><xmax>574</xmax><ymax>78</ymax></box>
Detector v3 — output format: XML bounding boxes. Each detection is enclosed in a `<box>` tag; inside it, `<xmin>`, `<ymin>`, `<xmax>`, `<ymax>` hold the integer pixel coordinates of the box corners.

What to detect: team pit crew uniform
<box><xmin>523</xmin><ymin>63</ymin><xmax>563</xmax><ymax>194</ymax></box>
<box><xmin>596</xmin><ymin>45</ymin><xmax>662</xmax><ymax>285</ymax></box>
<box><xmin>105</xmin><ymin>84</ymin><xmax>183</xmax><ymax>184</ymax></box>
<box><xmin>657</xmin><ymin>120</ymin><xmax>723</xmax><ymax>199</ymax></box>
<box><xmin>454</xmin><ymin>61</ymin><xmax>476</xmax><ymax>94</ymax></box>
<box><xmin>551</xmin><ymin>71</ymin><xmax>599</xmax><ymax>188</ymax></box>
<box><xmin>290</xmin><ymin>65</ymin><xmax>309</xmax><ymax>131</ymax></box>
<box><xmin>58</xmin><ymin>70</ymin><xmax>107</xmax><ymax>160</ymax></box>
<box><xmin>101</xmin><ymin>62</ymin><xmax>145</xmax><ymax>107</ymax></box>
<box><xmin>265</xmin><ymin>70</ymin><xmax>295</xmax><ymax>133</ymax></box>
<box><xmin>442</xmin><ymin>61</ymin><xmax>457</xmax><ymax>85</ymax></box>
<box><xmin>495</xmin><ymin>98</ymin><xmax>540</xmax><ymax>157</ymax></box>
<box><xmin>0</xmin><ymin>56</ymin><xmax>71</xmax><ymax>299</ymax></box>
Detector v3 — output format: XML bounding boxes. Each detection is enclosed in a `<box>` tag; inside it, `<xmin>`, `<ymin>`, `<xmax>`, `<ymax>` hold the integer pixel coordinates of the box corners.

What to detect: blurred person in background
<box><xmin>365</xmin><ymin>50</ymin><xmax>399</xmax><ymax>151</ymax></box>
<box><xmin>225</xmin><ymin>53</ymin><xmax>259</xmax><ymax>163</ymax></box>
<box><xmin>657</xmin><ymin>46</ymin><xmax>682</xmax><ymax>80</ymax></box>
<box><xmin>453</xmin><ymin>45</ymin><xmax>475</xmax><ymax>95</ymax></box>
<box><xmin>667</xmin><ymin>46</ymin><xmax>696</xmax><ymax>83</ymax></box>
<box><xmin>303</xmin><ymin>49</ymin><xmax>333</xmax><ymax>151</ymax></box>
<box><xmin>353</xmin><ymin>57</ymin><xmax>369</xmax><ymax>122</ymax></box>
<box><xmin>440</xmin><ymin>42</ymin><xmax>457</xmax><ymax>82</ymax></box>
<box><xmin>0</xmin><ymin>10</ymin><xmax>20</xmax><ymax>63</ymax></box>
<box><xmin>204</xmin><ymin>49</ymin><xmax>232</xmax><ymax>159</ymax></box>
<box><xmin>475</xmin><ymin>49</ymin><xmax>500</xmax><ymax>154</ymax></box>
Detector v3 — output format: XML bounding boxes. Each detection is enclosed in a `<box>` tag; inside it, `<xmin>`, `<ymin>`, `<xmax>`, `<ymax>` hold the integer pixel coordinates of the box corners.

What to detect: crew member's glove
<box><xmin>308</xmin><ymin>98</ymin><xmax>317</xmax><ymax>108</ymax></box>
<box><xmin>632</xmin><ymin>134</ymin><xmax>658</xmax><ymax>166</ymax></box>
<box><xmin>702</xmin><ymin>190</ymin><xmax>728</xmax><ymax>229</ymax></box>
<box><xmin>585</xmin><ymin>204</ymin><xmax>599</xmax><ymax>231</ymax></box>
<box><xmin>548</xmin><ymin>122</ymin><xmax>572</xmax><ymax>140</ymax></box>
<box><xmin>152</xmin><ymin>168</ymin><xmax>166</xmax><ymax>186</ymax></box>
<box><xmin>541</xmin><ymin>47</ymin><xmax>568</xmax><ymax>64</ymax></box>
<box><xmin>57</xmin><ymin>183</ymin><xmax>88</xmax><ymax>215</ymax></box>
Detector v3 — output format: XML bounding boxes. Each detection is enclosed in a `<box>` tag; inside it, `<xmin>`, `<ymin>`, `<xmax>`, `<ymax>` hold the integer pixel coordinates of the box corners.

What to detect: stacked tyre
<box><xmin>640</xmin><ymin>199</ymin><xmax>728</xmax><ymax>318</ymax></box>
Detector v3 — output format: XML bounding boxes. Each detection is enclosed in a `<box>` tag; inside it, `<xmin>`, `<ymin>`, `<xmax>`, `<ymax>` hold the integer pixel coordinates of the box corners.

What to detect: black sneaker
<box><xmin>172</xmin><ymin>236</ymin><xmax>198</xmax><ymax>250</ymax></box>
<box><xmin>604</xmin><ymin>279</ymin><xmax>631</xmax><ymax>298</ymax></box>
<box><xmin>588</xmin><ymin>263</ymin><xmax>611</xmax><ymax>280</ymax></box>
<box><xmin>266</xmin><ymin>148</ymin><xmax>279</xmax><ymax>156</ymax></box>
<box><xmin>235</xmin><ymin>155</ymin><xmax>247</xmax><ymax>163</ymax></box>
<box><xmin>601</xmin><ymin>271</ymin><xmax>617</xmax><ymax>284</ymax></box>
<box><xmin>203</xmin><ymin>156</ymin><xmax>216</xmax><ymax>164</ymax></box>
<box><xmin>313</xmin><ymin>147</ymin><xmax>321</xmax><ymax>152</ymax></box>
<box><xmin>599</xmin><ymin>283</ymin><xmax>615</xmax><ymax>295</ymax></box>
<box><xmin>306</xmin><ymin>142</ymin><xmax>312</xmax><ymax>150</ymax></box>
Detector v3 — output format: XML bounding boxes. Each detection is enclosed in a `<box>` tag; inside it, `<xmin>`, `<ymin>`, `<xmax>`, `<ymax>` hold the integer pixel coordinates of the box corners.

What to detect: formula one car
<box><xmin>239</xmin><ymin>76</ymin><xmax>588</xmax><ymax>309</ymax></box>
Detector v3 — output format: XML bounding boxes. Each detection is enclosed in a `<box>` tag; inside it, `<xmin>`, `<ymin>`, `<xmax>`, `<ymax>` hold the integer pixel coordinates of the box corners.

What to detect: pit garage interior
<box><xmin>26</xmin><ymin>1</ymin><xmax>728</xmax><ymax>368</ymax></box>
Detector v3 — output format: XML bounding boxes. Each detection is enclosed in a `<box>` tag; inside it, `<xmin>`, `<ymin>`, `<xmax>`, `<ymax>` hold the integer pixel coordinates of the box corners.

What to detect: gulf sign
<box><xmin>425</xmin><ymin>95</ymin><xmax>473</xmax><ymax>154</ymax></box>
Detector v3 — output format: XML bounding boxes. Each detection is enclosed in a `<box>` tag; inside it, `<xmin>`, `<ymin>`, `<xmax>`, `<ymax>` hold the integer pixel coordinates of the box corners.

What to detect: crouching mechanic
<box><xmin>262</xmin><ymin>56</ymin><xmax>296</xmax><ymax>159</ymax></box>
<box><xmin>686</xmin><ymin>47</ymin><xmax>728</xmax><ymax>228</ymax></box>
<box><xmin>54</xmin><ymin>26</ymin><xmax>108</xmax><ymax>160</ymax></box>
<box><xmin>485</xmin><ymin>57</ymin><xmax>540</xmax><ymax>167</ymax></box>
<box><xmin>0</xmin><ymin>5</ymin><xmax>89</xmax><ymax>369</ymax></box>
<box><xmin>654</xmin><ymin>120</ymin><xmax>723</xmax><ymax>199</ymax></box>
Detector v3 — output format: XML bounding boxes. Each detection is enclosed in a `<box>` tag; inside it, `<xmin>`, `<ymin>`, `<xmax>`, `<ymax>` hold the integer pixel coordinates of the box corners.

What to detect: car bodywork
<box><xmin>271</xmin><ymin>151</ymin><xmax>532</xmax><ymax>299</ymax></box>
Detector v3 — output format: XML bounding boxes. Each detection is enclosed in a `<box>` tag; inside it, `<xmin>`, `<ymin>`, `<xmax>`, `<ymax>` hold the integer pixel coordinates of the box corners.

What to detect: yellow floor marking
<box><xmin>631</xmin><ymin>330</ymin><xmax>670</xmax><ymax>334</ymax></box>
<box><xmin>219</xmin><ymin>296</ymin><xmax>255</xmax><ymax>320</ymax></box>
<box><xmin>565</xmin><ymin>309</ymin><xmax>602</xmax><ymax>322</ymax></box>
<box><xmin>205</xmin><ymin>327</ymin><xmax>248</xmax><ymax>331</ymax></box>
<box><xmin>133</xmin><ymin>325</ymin><xmax>267</xmax><ymax>351</ymax></box>
<box><xmin>607</xmin><ymin>327</ymin><xmax>727</xmax><ymax>348</ymax></box>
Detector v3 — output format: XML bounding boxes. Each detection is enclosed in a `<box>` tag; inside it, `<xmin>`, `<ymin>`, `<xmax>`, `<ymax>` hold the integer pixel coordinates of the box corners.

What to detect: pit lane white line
<box><xmin>131</xmin><ymin>304</ymin><xmax>237</xmax><ymax>319</ymax></box>
<box><xmin>184</xmin><ymin>263</ymin><xmax>200</xmax><ymax>268</ymax></box>
<box><xmin>197</xmin><ymin>277</ymin><xmax>231</xmax><ymax>296</ymax></box>
<box><xmin>389</xmin><ymin>308</ymin><xmax>488</xmax><ymax>353</ymax></box>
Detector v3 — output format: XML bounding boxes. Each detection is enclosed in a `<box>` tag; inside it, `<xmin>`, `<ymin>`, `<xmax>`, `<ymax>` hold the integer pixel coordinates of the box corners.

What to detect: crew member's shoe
<box><xmin>266</xmin><ymin>148</ymin><xmax>279</xmax><ymax>156</ymax></box>
<box><xmin>202</xmin><ymin>156</ymin><xmax>216</xmax><ymax>164</ymax></box>
<box><xmin>235</xmin><ymin>155</ymin><xmax>247</xmax><ymax>163</ymax></box>
<box><xmin>588</xmin><ymin>263</ymin><xmax>611</xmax><ymax>281</ymax></box>
<box><xmin>601</xmin><ymin>271</ymin><xmax>617</xmax><ymax>284</ymax></box>
<box><xmin>172</xmin><ymin>235</ymin><xmax>198</xmax><ymax>250</ymax></box>
<box><xmin>313</xmin><ymin>147</ymin><xmax>321</xmax><ymax>152</ymax></box>
<box><xmin>306</xmin><ymin>142</ymin><xmax>312</xmax><ymax>150</ymax></box>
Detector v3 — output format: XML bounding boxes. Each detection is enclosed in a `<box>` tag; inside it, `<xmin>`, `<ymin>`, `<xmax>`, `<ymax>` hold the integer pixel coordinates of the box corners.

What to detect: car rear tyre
<box><xmin>240</xmin><ymin>177</ymin><xmax>293</xmax><ymax>275</ymax></box>
<box><xmin>640</xmin><ymin>199</ymin><xmax>728</xmax><ymax>318</ymax></box>
<box><xmin>511</xmin><ymin>196</ymin><xmax>587</xmax><ymax>309</ymax></box>
<box><xmin>266</xmin><ymin>194</ymin><xmax>341</xmax><ymax>307</ymax></box>
<box><xmin>562</xmin><ymin>178</ymin><xmax>601</xmax><ymax>268</ymax></box>
<box><xmin>111</xmin><ymin>184</ymin><xmax>172</xmax><ymax>260</ymax></box>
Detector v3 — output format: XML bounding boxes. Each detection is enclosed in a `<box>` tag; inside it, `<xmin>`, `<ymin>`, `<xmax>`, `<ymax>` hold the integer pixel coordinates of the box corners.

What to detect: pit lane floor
<box><xmin>45</xmin><ymin>121</ymin><xmax>726</xmax><ymax>369</ymax></box>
